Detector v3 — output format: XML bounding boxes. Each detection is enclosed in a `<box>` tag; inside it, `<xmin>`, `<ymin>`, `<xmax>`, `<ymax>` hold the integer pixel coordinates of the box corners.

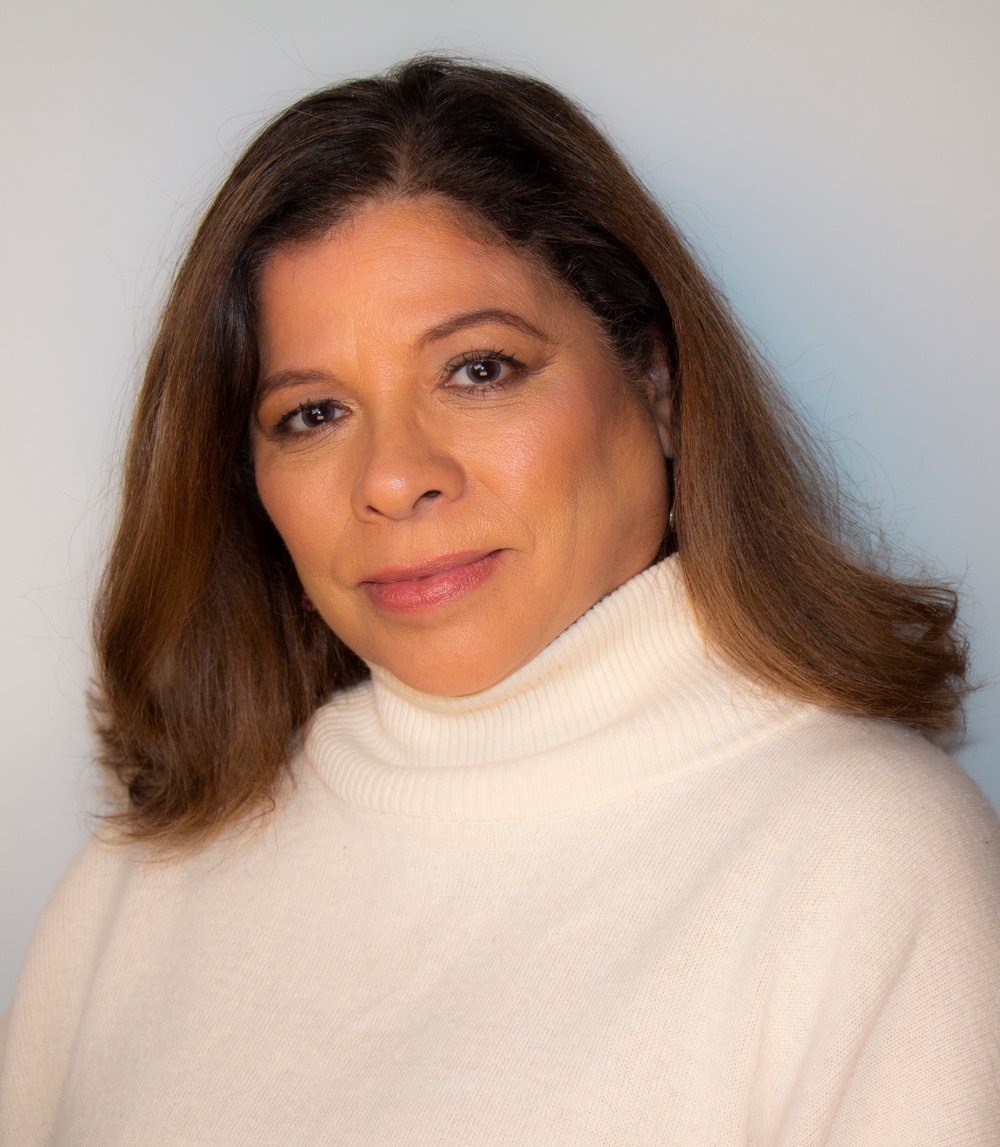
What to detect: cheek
<box><xmin>522</xmin><ymin>385</ymin><xmax>635</xmax><ymax>510</ymax></box>
<box><xmin>474</xmin><ymin>396</ymin><xmax>605</xmax><ymax>539</ymax></box>
<box><xmin>520</xmin><ymin>385</ymin><xmax>606</xmax><ymax>476</ymax></box>
<box><xmin>575</xmin><ymin>392</ymin><xmax>668</xmax><ymax>537</ymax></box>
<box><xmin>253</xmin><ymin>459</ymin><xmax>293</xmax><ymax>544</ymax></box>
<box><xmin>253</xmin><ymin>458</ymin><xmax>343</xmax><ymax>573</ymax></box>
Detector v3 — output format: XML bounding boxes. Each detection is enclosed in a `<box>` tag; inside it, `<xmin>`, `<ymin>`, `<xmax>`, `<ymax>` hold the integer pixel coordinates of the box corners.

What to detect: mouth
<box><xmin>359</xmin><ymin>549</ymin><xmax>505</xmax><ymax>613</ymax></box>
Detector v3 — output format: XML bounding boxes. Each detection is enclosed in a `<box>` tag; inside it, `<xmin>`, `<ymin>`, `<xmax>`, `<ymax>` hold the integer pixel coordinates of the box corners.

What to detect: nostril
<box><xmin>422</xmin><ymin>490</ymin><xmax>442</xmax><ymax>500</ymax></box>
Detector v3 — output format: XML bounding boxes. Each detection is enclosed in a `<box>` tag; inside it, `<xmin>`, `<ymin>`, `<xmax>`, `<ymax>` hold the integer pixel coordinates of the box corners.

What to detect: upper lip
<box><xmin>359</xmin><ymin>549</ymin><xmax>500</xmax><ymax>585</ymax></box>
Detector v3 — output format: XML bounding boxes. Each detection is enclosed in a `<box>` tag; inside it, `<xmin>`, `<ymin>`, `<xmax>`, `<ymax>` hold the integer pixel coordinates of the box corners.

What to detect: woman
<box><xmin>1</xmin><ymin>56</ymin><xmax>997</xmax><ymax>1144</ymax></box>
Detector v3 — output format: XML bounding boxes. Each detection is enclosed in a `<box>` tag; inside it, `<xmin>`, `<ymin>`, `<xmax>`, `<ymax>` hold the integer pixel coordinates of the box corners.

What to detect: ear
<box><xmin>646</xmin><ymin>347</ymin><xmax>674</xmax><ymax>460</ymax></box>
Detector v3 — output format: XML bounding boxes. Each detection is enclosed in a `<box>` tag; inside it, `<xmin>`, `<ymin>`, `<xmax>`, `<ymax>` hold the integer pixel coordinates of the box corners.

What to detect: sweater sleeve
<box><xmin>829</xmin><ymin>802</ymin><xmax>999</xmax><ymax>1142</ymax></box>
<box><xmin>765</xmin><ymin>735</ymin><xmax>1000</xmax><ymax>1146</ymax></box>
<box><xmin>0</xmin><ymin>834</ymin><xmax>133</xmax><ymax>1146</ymax></box>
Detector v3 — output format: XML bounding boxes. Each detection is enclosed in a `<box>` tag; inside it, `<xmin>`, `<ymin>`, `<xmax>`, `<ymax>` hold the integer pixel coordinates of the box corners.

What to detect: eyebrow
<box><xmin>257</xmin><ymin>308</ymin><xmax>550</xmax><ymax>406</ymax></box>
<box><xmin>413</xmin><ymin>307</ymin><xmax>549</xmax><ymax>350</ymax></box>
<box><xmin>256</xmin><ymin>367</ymin><xmax>338</xmax><ymax>408</ymax></box>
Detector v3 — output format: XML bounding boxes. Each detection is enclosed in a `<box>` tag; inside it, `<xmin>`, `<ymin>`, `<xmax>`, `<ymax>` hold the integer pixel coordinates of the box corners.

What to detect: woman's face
<box><xmin>252</xmin><ymin>197</ymin><xmax>669</xmax><ymax>696</ymax></box>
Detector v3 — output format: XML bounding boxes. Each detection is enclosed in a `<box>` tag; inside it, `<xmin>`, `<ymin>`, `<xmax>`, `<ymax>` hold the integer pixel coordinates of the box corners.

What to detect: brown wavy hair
<box><xmin>93</xmin><ymin>55</ymin><xmax>968</xmax><ymax>845</ymax></box>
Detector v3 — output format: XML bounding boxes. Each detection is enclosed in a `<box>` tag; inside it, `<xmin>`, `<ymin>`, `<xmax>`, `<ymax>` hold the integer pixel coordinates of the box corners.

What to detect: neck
<box><xmin>305</xmin><ymin>557</ymin><xmax>802</xmax><ymax>820</ymax></box>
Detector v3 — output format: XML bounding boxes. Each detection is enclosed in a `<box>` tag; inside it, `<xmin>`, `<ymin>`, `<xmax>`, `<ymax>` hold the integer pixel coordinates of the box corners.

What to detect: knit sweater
<box><xmin>2</xmin><ymin>558</ymin><xmax>998</xmax><ymax>1145</ymax></box>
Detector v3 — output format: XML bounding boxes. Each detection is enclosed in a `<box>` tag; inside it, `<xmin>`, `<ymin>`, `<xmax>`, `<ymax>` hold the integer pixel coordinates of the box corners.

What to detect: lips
<box><xmin>359</xmin><ymin>549</ymin><xmax>504</xmax><ymax>613</ymax></box>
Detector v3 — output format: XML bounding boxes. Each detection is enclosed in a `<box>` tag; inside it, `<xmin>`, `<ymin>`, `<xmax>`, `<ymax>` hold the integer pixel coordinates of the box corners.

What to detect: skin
<box><xmin>252</xmin><ymin>196</ymin><xmax>670</xmax><ymax>696</ymax></box>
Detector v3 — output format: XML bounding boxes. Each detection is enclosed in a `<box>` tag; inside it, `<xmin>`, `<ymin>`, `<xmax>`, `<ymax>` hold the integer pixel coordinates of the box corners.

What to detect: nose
<box><xmin>350</xmin><ymin>409</ymin><xmax>466</xmax><ymax>521</ymax></box>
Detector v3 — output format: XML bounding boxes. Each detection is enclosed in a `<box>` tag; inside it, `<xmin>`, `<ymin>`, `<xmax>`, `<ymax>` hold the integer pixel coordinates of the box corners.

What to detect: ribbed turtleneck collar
<box><xmin>305</xmin><ymin>557</ymin><xmax>801</xmax><ymax>821</ymax></box>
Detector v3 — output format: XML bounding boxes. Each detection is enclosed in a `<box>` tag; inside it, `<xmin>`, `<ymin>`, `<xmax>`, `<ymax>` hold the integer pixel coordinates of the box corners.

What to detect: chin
<box><xmin>392</xmin><ymin>662</ymin><xmax>511</xmax><ymax>698</ymax></box>
<box><xmin>375</xmin><ymin>638</ymin><xmax>527</xmax><ymax>697</ymax></box>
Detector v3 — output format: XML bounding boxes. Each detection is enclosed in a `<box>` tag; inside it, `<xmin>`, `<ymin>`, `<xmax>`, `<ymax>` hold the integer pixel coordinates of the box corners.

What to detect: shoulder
<box><xmin>0</xmin><ymin>831</ymin><xmax>140</xmax><ymax>1129</ymax></box>
<box><xmin>775</xmin><ymin>711</ymin><xmax>997</xmax><ymax>837</ymax></box>
<box><xmin>9</xmin><ymin>830</ymin><xmax>145</xmax><ymax>996</ymax></box>
<box><xmin>749</xmin><ymin>714</ymin><xmax>1000</xmax><ymax>1133</ymax></box>
<box><xmin>751</xmin><ymin>708</ymin><xmax>1000</xmax><ymax>919</ymax></box>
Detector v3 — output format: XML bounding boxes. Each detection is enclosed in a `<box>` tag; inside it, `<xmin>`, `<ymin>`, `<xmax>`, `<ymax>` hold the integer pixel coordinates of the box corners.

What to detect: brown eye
<box><xmin>464</xmin><ymin>359</ymin><xmax>504</xmax><ymax>383</ymax></box>
<box><xmin>299</xmin><ymin>402</ymin><xmax>337</xmax><ymax>427</ymax></box>
<box><xmin>446</xmin><ymin>351</ymin><xmax>526</xmax><ymax>391</ymax></box>
<box><xmin>280</xmin><ymin>399</ymin><xmax>345</xmax><ymax>435</ymax></box>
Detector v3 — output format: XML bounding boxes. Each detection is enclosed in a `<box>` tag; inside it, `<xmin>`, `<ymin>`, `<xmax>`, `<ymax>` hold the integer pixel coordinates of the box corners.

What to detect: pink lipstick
<box><xmin>360</xmin><ymin>550</ymin><xmax>504</xmax><ymax>613</ymax></box>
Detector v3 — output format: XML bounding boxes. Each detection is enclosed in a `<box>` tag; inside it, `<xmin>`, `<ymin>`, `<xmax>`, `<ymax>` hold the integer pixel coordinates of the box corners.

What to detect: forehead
<box><xmin>255</xmin><ymin>196</ymin><xmax>591</xmax><ymax>360</ymax></box>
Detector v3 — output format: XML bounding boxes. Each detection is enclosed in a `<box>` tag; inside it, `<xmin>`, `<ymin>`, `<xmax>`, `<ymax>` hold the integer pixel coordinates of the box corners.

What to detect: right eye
<box><xmin>278</xmin><ymin>399</ymin><xmax>345</xmax><ymax>435</ymax></box>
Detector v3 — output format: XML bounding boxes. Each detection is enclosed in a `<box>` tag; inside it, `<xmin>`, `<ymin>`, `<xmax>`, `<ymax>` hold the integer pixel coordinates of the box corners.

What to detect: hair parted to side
<box><xmin>93</xmin><ymin>55</ymin><xmax>968</xmax><ymax>846</ymax></box>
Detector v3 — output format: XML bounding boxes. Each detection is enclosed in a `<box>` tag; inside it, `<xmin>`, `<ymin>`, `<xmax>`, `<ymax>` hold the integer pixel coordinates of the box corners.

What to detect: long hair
<box><xmin>93</xmin><ymin>56</ymin><xmax>968</xmax><ymax>845</ymax></box>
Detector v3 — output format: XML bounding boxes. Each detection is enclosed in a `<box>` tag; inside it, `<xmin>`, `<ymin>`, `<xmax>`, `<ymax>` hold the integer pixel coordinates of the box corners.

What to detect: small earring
<box><xmin>301</xmin><ymin>591</ymin><xmax>315</xmax><ymax>612</ymax></box>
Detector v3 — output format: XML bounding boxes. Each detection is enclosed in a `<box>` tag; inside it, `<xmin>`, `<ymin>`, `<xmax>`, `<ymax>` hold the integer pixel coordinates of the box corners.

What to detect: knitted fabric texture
<box><xmin>2</xmin><ymin>558</ymin><xmax>998</xmax><ymax>1144</ymax></box>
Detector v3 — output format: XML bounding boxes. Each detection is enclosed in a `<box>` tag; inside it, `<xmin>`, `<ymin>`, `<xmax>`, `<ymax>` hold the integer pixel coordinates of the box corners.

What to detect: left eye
<box><xmin>456</xmin><ymin>358</ymin><xmax>508</xmax><ymax>385</ymax></box>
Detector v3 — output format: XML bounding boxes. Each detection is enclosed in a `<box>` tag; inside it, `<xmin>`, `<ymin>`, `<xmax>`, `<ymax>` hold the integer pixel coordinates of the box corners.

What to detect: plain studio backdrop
<box><xmin>1</xmin><ymin>0</ymin><xmax>997</xmax><ymax>1008</ymax></box>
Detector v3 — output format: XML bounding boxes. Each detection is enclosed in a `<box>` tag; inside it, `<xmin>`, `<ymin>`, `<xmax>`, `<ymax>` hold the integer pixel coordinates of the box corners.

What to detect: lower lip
<box><xmin>362</xmin><ymin>551</ymin><xmax>505</xmax><ymax>613</ymax></box>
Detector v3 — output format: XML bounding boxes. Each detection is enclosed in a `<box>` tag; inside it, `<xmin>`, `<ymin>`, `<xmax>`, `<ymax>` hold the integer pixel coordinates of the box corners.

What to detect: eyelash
<box><xmin>270</xmin><ymin>348</ymin><xmax>529</xmax><ymax>439</ymax></box>
<box><xmin>441</xmin><ymin>348</ymin><xmax>527</xmax><ymax>392</ymax></box>
<box><xmin>273</xmin><ymin>399</ymin><xmax>346</xmax><ymax>438</ymax></box>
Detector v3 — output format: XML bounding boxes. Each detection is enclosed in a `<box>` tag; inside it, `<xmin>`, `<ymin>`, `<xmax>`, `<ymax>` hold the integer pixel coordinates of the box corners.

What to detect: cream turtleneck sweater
<box><xmin>2</xmin><ymin>558</ymin><xmax>998</xmax><ymax>1144</ymax></box>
